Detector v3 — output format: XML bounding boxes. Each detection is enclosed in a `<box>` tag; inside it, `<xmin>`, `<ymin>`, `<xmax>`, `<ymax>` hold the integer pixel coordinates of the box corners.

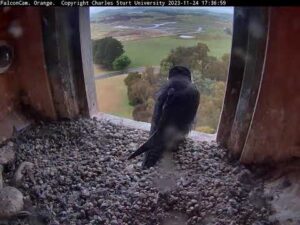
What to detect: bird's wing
<box><xmin>159</xmin><ymin>84</ymin><xmax>200</xmax><ymax>133</ymax></box>
<box><xmin>150</xmin><ymin>85</ymin><xmax>174</xmax><ymax>134</ymax></box>
<box><xmin>128</xmin><ymin>88</ymin><xmax>175</xmax><ymax>160</ymax></box>
<box><xmin>153</xmin><ymin>87</ymin><xmax>176</xmax><ymax>131</ymax></box>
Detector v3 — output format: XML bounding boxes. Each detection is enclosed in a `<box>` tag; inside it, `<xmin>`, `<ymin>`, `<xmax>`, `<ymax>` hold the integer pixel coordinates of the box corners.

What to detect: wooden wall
<box><xmin>240</xmin><ymin>7</ymin><xmax>300</xmax><ymax>163</ymax></box>
<box><xmin>0</xmin><ymin>8</ymin><xmax>23</xmax><ymax>140</ymax></box>
<box><xmin>41</xmin><ymin>8</ymin><xmax>98</xmax><ymax>119</ymax></box>
<box><xmin>0</xmin><ymin>8</ymin><xmax>56</xmax><ymax>141</ymax></box>
<box><xmin>218</xmin><ymin>7</ymin><xmax>300</xmax><ymax>164</ymax></box>
<box><xmin>0</xmin><ymin>7</ymin><xmax>97</xmax><ymax>141</ymax></box>
<box><xmin>16</xmin><ymin>8</ymin><xmax>57</xmax><ymax>119</ymax></box>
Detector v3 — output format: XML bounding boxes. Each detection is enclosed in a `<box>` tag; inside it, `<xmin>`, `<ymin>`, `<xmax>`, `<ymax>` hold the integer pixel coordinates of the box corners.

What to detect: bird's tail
<box><xmin>128</xmin><ymin>130</ymin><xmax>165</xmax><ymax>169</ymax></box>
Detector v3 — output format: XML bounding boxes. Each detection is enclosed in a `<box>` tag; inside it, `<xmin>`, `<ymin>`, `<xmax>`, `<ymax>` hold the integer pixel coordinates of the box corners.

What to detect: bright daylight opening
<box><xmin>90</xmin><ymin>7</ymin><xmax>233</xmax><ymax>134</ymax></box>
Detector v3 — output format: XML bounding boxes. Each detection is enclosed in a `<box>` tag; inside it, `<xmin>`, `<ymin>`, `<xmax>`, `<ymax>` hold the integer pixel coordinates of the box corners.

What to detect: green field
<box><xmin>123</xmin><ymin>36</ymin><xmax>232</xmax><ymax>68</ymax></box>
<box><xmin>93</xmin><ymin>35</ymin><xmax>231</xmax><ymax>75</ymax></box>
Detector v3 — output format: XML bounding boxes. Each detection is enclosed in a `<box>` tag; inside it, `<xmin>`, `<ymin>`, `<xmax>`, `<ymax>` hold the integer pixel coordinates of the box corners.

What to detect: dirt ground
<box><xmin>95</xmin><ymin>76</ymin><xmax>133</xmax><ymax>118</ymax></box>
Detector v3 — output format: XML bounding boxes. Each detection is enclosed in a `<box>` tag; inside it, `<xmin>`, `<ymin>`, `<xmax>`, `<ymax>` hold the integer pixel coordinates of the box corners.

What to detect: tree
<box><xmin>124</xmin><ymin>71</ymin><xmax>154</xmax><ymax>106</ymax></box>
<box><xmin>160</xmin><ymin>43</ymin><xmax>210</xmax><ymax>77</ymax></box>
<box><xmin>132</xmin><ymin>98</ymin><xmax>155</xmax><ymax>122</ymax></box>
<box><xmin>196</xmin><ymin>81</ymin><xmax>226</xmax><ymax>133</ymax></box>
<box><xmin>124</xmin><ymin>72</ymin><xmax>141</xmax><ymax>105</ymax></box>
<box><xmin>124</xmin><ymin>68</ymin><xmax>160</xmax><ymax>122</ymax></box>
<box><xmin>113</xmin><ymin>55</ymin><xmax>131</xmax><ymax>70</ymax></box>
<box><xmin>222</xmin><ymin>53</ymin><xmax>230</xmax><ymax>66</ymax></box>
<box><xmin>93</xmin><ymin>37</ymin><xmax>124</xmax><ymax>69</ymax></box>
<box><xmin>128</xmin><ymin>79</ymin><xmax>152</xmax><ymax>106</ymax></box>
<box><xmin>203</xmin><ymin>59</ymin><xmax>227</xmax><ymax>81</ymax></box>
<box><xmin>124</xmin><ymin>72</ymin><xmax>141</xmax><ymax>87</ymax></box>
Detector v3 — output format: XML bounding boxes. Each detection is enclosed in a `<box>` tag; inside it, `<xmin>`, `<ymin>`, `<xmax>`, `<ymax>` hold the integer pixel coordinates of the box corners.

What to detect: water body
<box><xmin>146</xmin><ymin>22</ymin><xmax>177</xmax><ymax>29</ymax></box>
<box><xmin>114</xmin><ymin>22</ymin><xmax>177</xmax><ymax>30</ymax></box>
<box><xmin>179</xmin><ymin>35</ymin><xmax>195</xmax><ymax>39</ymax></box>
<box><xmin>114</xmin><ymin>25</ymin><xmax>131</xmax><ymax>29</ymax></box>
<box><xmin>196</xmin><ymin>26</ymin><xmax>203</xmax><ymax>32</ymax></box>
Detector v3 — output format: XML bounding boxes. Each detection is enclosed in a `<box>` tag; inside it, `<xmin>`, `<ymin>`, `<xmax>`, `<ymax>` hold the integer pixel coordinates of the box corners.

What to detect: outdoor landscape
<box><xmin>90</xmin><ymin>7</ymin><xmax>233</xmax><ymax>133</ymax></box>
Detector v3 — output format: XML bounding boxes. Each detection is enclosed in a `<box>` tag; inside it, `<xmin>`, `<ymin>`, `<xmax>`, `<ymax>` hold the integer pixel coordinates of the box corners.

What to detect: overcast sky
<box><xmin>90</xmin><ymin>7</ymin><xmax>234</xmax><ymax>14</ymax></box>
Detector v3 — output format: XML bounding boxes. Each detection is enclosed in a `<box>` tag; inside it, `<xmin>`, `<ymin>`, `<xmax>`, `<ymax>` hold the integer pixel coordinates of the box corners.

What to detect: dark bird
<box><xmin>128</xmin><ymin>66</ymin><xmax>200</xmax><ymax>169</ymax></box>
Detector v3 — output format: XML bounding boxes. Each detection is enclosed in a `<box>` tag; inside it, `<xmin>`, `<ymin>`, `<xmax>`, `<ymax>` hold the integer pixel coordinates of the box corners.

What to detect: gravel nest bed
<box><xmin>2</xmin><ymin>118</ymin><xmax>276</xmax><ymax>225</ymax></box>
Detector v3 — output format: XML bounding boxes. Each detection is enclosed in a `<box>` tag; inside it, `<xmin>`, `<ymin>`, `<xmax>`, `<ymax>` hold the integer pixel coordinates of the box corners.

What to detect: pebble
<box><xmin>3</xmin><ymin>118</ymin><xmax>276</xmax><ymax>225</ymax></box>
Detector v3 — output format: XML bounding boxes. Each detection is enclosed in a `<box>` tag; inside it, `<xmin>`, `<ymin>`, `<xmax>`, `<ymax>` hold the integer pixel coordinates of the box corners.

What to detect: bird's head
<box><xmin>168</xmin><ymin>66</ymin><xmax>191</xmax><ymax>81</ymax></box>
